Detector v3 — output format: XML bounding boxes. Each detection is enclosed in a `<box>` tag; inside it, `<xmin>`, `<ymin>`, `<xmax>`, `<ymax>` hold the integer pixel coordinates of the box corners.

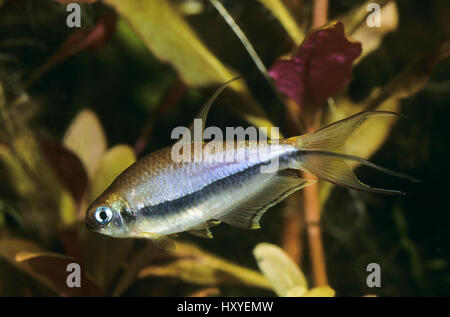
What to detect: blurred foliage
<box><xmin>0</xmin><ymin>0</ymin><xmax>449</xmax><ymax>296</ymax></box>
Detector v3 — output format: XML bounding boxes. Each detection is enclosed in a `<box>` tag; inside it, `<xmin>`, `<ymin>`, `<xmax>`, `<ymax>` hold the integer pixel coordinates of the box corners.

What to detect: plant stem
<box><xmin>312</xmin><ymin>0</ymin><xmax>328</xmax><ymax>28</ymax></box>
<box><xmin>294</xmin><ymin>0</ymin><xmax>330</xmax><ymax>288</ymax></box>
<box><xmin>302</xmin><ymin>171</ymin><xmax>328</xmax><ymax>286</ymax></box>
<box><xmin>281</xmin><ymin>191</ymin><xmax>304</xmax><ymax>265</ymax></box>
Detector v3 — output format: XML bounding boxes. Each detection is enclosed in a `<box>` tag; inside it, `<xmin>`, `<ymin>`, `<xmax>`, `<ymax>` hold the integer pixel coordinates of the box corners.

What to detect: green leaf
<box><xmin>102</xmin><ymin>0</ymin><xmax>233</xmax><ymax>86</ymax></box>
<box><xmin>253</xmin><ymin>243</ymin><xmax>308</xmax><ymax>296</ymax></box>
<box><xmin>138</xmin><ymin>241</ymin><xmax>270</xmax><ymax>289</ymax></box>
<box><xmin>88</xmin><ymin>145</ymin><xmax>136</xmax><ymax>203</ymax></box>
<box><xmin>101</xmin><ymin>0</ymin><xmax>275</xmax><ymax>131</ymax></box>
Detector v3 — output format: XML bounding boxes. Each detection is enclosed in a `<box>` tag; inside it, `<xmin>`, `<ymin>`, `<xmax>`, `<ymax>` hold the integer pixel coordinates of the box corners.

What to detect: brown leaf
<box><xmin>365</xmin><ymin>39</ymin><xmax>450</xmax><ymax>110</ymax></box>
<box><xmin>188</xmin><ymin>287</ymin><xmax>220</xmax><ymax>297</ymax></box>
<box><xmin>28</xmin><ymin>13</ymin><xmax>116</xmax><ymax>85</ymax></box>
<box><xmin>0</xmin><ymin>237</ymin><xmax>102</xmax><ymax>296</ymax></box>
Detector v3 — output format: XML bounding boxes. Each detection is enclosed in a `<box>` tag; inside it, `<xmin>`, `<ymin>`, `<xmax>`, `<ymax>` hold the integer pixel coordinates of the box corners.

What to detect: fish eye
<box><xmin>94</xmin><ymin>206</ymin><xmax>113</xmax><ymax>225</ymax></box>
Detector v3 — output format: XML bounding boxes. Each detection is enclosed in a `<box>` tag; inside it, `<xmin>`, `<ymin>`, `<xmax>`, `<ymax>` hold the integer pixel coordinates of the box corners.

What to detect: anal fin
<box><xmin>188</xmin><ymin>228</ymin><xmax>213</xmax><ymax>239</ymax></box>
<box><xmin>187</xmin><ymin>220</ymin><xmax>221</xmax><ymax>239</ymax></box>
<box><xmin>217</xmin><ymin>169</ymin><xmax>316</xmax><ymax>229</ymax></box>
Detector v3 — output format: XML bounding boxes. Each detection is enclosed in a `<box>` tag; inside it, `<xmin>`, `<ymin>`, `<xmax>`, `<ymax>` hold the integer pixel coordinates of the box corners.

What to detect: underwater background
<box><xmin>0</xmin><ymin>0</ymin><xmax>449</xmax><ymax>297</ymax></box>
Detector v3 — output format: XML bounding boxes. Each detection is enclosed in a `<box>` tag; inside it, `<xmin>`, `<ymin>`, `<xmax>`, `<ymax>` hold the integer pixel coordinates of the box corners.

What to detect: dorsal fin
<box><xmin>188</xmin><ymin>77</ymin><xmax>242</xmax><ymax>141</ymax></box>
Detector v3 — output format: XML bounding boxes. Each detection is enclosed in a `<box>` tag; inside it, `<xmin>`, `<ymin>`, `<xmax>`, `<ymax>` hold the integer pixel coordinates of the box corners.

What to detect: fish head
<box><xmin>85</xmin><ymin>194</ymin><xmax>134</xmax><ymax>238</ymax></box>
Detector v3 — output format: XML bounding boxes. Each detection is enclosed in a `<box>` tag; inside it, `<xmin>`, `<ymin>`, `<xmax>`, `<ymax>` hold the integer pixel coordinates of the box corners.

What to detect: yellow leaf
<box><xmin>253</xmin><ymin>243</ymin><xmax>308</xmax><ymax>296</ymax></box>
<box><xmin>101</xmin><ymin>0</ymin><xmax>275</xmax><ymax>131</ymax></box>
<box><xmin>257</xmin><ymin>0</ymin><xmax>304</xmax><ymax>45</ymax></box>
<box><xmin>339</xmin><ymin>0</ymin><xmax>397</xmax><ymax>63</ymax></box>
<box><xmin>59</xmin><ymin>189</ymin><xmax>77</xmax><ymax>226</ymax></box>
<box><xmin>1</xmin><ymin>135</ymin><xmax>78</xmax><ymax>228</ymax></box>
<box><xmin>285</xmin><ymin>285</ymin><xmax>308</xmax><ymax>297</ymax></box>
<box><xmin>303</xmin><ymin>285</ymin><xmax>336</xmax><ymax>297</ymax></box>
<box><xmin>352</xmin><ymin>2</ymin><xmax>398</xmax><ymax>63</ymax></box>
<box><xmin>103</xmin><ymin>0</ymin><xmax>231</xmax><ymax>86</ymax></box>
<box><xmin>139</xmin><ymin>241</ymin><xmax>270</xmax><ymax>289</ymax></box>
<box><xmin>88</xmin><ymin>144</ymin><xmax>136</xmax><ymax>203</ymax></box>
<box><xmin>63</xmin><ymin>109</ymin><xmax>107</xmax><ymax>180</ymax></box>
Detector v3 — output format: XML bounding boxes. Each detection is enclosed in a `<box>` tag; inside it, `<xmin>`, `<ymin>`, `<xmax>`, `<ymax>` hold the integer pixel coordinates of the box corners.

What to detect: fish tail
<box><xmin>288</xmin><ymin>111</ymin><xmax>420</xmax><ymax>195</ymax></box>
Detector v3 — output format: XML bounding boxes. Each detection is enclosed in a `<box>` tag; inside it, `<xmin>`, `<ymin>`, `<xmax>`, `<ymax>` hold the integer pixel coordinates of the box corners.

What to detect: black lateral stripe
<box><xmin>138</xmin><ymin>151</ymin><xmax>300</xmax><ymax>219</ymax></box>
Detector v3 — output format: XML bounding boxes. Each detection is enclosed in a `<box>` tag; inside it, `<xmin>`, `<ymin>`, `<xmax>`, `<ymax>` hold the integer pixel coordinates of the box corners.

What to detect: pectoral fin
<box><xmin>218</xmin><ymin>169</ymin><xmax>316</xmax><ymax>229</ymax></box>
<box><xmin>136</xmin><ymin>232</ymin><xmax>176</xmax><ymax>251</ymax></box>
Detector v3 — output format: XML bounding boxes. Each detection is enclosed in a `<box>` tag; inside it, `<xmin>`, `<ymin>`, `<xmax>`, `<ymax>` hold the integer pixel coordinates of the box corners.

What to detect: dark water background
<box><xmin>0</xmin><ymin>0</ymin><xmax>449</xmax><ymax>296</ymax></box>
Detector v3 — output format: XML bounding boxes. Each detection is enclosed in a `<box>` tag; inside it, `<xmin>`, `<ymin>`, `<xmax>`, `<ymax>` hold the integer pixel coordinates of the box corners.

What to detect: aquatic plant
<box><xmin>0</xmin><ymin>0</ymin><xmax>448</xmax><ymax>296</ymax></box>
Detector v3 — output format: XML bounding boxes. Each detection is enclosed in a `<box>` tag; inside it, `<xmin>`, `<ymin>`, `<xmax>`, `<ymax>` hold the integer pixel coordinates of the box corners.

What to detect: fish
<box><xmin>85</xmin><ymin>78</ymin><xmax>419</xmax><ymax>250</ymax></box>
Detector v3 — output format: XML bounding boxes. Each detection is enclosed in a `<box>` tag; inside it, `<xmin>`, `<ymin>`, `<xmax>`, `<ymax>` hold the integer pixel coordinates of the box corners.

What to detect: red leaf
<box><xmin>40</xmin><ymin>13</ymin><xmax>117</xmax><ymax>73</ymax></box>
<box><xmin>39</xmin><ymin>137</ymin><xmax>88</xmax><ymax>208</ymax></box>
<box><xmin>269</xmin><ymin>21</ymin><xmax>362</xmax><ymax>113</ymax></box>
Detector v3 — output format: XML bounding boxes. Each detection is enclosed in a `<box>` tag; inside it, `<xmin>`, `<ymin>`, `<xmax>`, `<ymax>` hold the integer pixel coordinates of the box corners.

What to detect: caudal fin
<box><xmin>292</xmin><ymin>111</ymin><xmax>420</xmax><ymax>195</ymax></box>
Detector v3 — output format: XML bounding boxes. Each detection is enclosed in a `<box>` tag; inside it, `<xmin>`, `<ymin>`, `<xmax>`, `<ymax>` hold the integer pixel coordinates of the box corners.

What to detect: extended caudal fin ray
<box><xmin>292</xmin><ymin>111</ymin><xmax>419</xmax><ymax>195</ymax></box>
<box><xmin>299</xmin><ymin>152</ymin><xmax>406</xmax><ymax>195</ymax></box>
